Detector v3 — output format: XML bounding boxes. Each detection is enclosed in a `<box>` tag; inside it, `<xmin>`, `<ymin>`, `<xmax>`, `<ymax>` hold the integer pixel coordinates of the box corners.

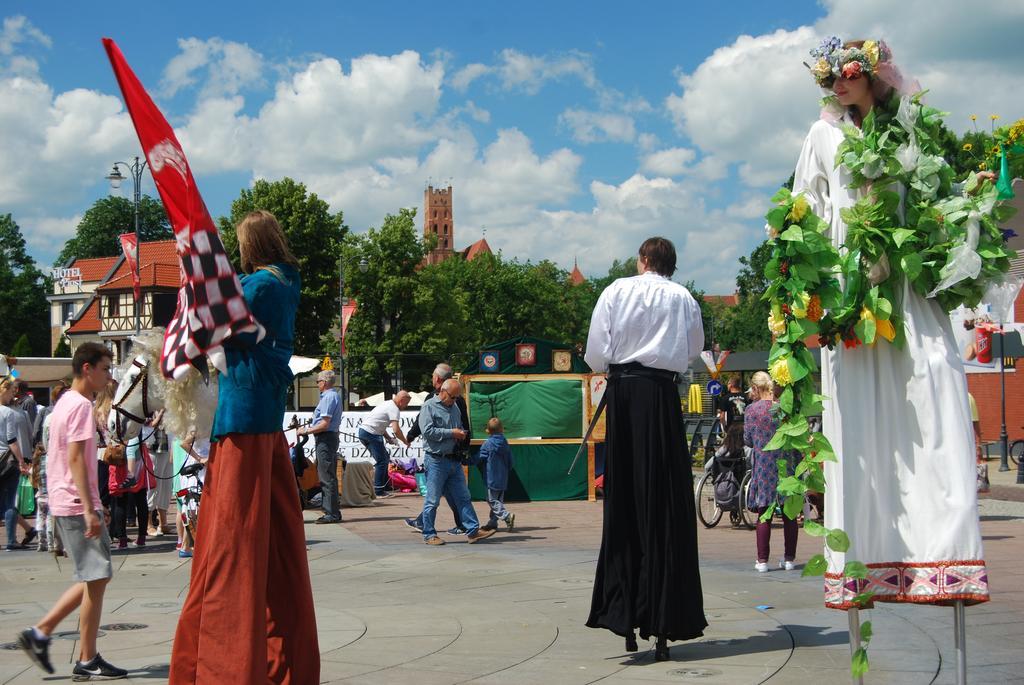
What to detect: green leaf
<box><xmin>851</xmin><ymin>647</ymin><xmax>870</xmax><ymax>678</ymax></box>
<box><xmin>770</xmin><ymin>187</ymin><xmax>792</xmax><ymax>204</ymax></box>
<box><xmin>762</xmin><ymin>431</ymin><xmax>788</xmax><ymax>451</ymax></box>
<box><xmin>766</xmin><ymin>206</ymin><xmax>788</xmax><ymax>230</ymax></box>
<box><xmin>852</xmin><ymin>591</ymin><xmax>876</xmax><ymax>606</ymax></box>
<box><xmin>892</xmin><ymin>227</ymin><xmax>917</xmax><ymax>248</ymax></box>
<box><xmin>780</xmin><ymin>225</ymin><xmax>804</xmax><ymax>242</ymax></box>
<box><xmin>854</xmin><ymin>316</ymin><xmax>876</xmax><ymax>345</ymax></box>
<box><xmin>826</xmin><ymin>528</ymin><xmax>851</xmax><ymax>553</ymax></box>
<box><xmin>759</xmin><ymin>501</ymin><xmax>778</xmax><ymax>523</ymax></box>
<box><xmin>805</xmin><ymin>468</ymin><xmax>827</xmax><ymax>493</ymax></box>
<box><xmin>859</xmin><ymin>621</ymin><xmax>873</xmax><ymax>643</ymax></box>
<box><xmin>787</xmin><ymin>355</ymin><xmax>810</xmax><ymax>384</ymax></box>
<box><xmin>804</xmin><ymin>519</ymin><xmax>827</xmax><ymax>537</ymax></box>
<box><xmin>874</xmin><ymin>297</ymin><xmax>893</xmax><ymax>320</ymax></box>
<box><xmin>843</xmin><ymin>561</ymin><xmax>869</xmax><ymax>579</ymax></box>
<box><xmin>777</xmin><ymin>415</ymin><xmax>809</xmax><ymax>437</ymax></box>
<box><xmin>779</xmin><ymin>385</ymin><xmax>794</xmax><ymax>414</ymax></box>
<box><xmin>802</xmin><ymin>553</ymin><xmax>828</xmax><ymax>577</ymax></box>
<box><xmin>783</xmin><ymin>494</ymin><xmax>804</xmax><ymax>520</ymax></box>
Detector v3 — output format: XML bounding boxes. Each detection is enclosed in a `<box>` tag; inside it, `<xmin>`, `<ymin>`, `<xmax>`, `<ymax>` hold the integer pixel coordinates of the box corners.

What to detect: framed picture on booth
<box><xmin>480</xmin><ymin>350</ymin><xmax>500</xmax><ymax>372</ymax></box>
<box><xmin>552</xmin><ymin>349</ymin><xmax>572</xmax><ymax>372</ymax></box>
<box><xmin>515</xmin><ymin>343</ymin><xmax>537</xmax><ymax>367</ymax></box>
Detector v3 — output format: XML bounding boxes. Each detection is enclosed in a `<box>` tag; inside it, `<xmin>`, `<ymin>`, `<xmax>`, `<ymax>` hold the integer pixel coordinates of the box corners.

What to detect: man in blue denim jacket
<box><xmin>418</xmin><ymin>380</ymin><xmax>494</xmax><ymax>546</ymax></box>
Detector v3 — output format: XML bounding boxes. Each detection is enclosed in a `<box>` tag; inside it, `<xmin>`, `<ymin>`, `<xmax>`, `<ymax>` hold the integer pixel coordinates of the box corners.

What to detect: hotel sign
<box><xmin>51</xmin><ymin>267</ymin><xmax>83</xmax><ymax>287</ymax></box>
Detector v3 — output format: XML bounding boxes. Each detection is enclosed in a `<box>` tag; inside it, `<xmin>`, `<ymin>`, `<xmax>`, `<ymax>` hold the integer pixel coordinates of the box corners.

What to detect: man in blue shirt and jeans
<box><xmin>298</xmin><ymin>370</ymin><xmax>342</xmax><ymax>524</ymax></box>
<box><xmin>418</xmin><ymin>379</ymin><xmax>495</xmax><ymax>546</ymax></box>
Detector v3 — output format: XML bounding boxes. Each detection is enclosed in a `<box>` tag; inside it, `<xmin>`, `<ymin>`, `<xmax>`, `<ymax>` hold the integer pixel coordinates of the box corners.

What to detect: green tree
<box><xmin>218</xmin><ymin>178</ymin><xmax>348</xmax><ymax>355</ymax></box>
<box><xmin>53</xmin><ymin>336</ymin><xmax>71</xmax><ymax>358</ymax></box>
<box><xmin>56</xmin><ymin>196</ymin><xmax>171</xmax><ymax>265</ymax></box>
<box><xmin>714</xmin><ymin>240</ymin><xmax>773</xmax><ymax>352</ymax></box>
<box><xmin>11</xmin><ymin>334</ymin><xmax>31</xmax><ymax>357</ymax></box>
<box><xmin>341</xmin><ymin>208</ymin><xmax>442</xmax><ymax>395</ymax></box>
<box><xmin>0</xmin><ymin>214</ymin><xmax>50</xmax><ymax>355</ymax></box>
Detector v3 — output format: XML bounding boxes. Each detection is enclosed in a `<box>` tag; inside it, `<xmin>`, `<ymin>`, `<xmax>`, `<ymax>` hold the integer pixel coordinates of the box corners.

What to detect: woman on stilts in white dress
<box><xmin>792</xmin><ymin>38</ymin><xmax>991</xmax><ymax>609</ymax></box>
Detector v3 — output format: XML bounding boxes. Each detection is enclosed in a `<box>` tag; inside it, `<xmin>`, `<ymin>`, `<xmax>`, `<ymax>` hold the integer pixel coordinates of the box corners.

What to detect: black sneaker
<box><xmin>447</xmin><ymin>526</ymin><xmax>467</xmax><ymax>536</ymax></box>
<box><xmin>404</xmin><ymin>518</ymin><xmax>423</xmax><ymax>532</ymax></box>
<box><xmin>22</xmin><ymin>529</ymin><xmax>38</xmax><ymax>546</ymax></box>
<box><xmin>17</xmin><ymin>628</ymin><xmax>53</xmax><ymax>674</ymax></box>
<box><xmin>72</xmin><ymin>653</ymin><xmax>127</xmax><ymax>680</ymax></box>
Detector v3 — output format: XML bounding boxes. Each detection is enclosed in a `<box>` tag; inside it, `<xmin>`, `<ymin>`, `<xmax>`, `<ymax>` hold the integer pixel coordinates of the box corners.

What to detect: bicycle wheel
<box><xmin>739</xmin><ymin>471</ymin><xmax>758</xmax><ymax>530</ymax></box>
<box><xmin>695</xmin><ymin>472</ymin><xmax>722</xmax><ymax>528</ymax></box>
<box><xmin>1010</xmin><ymin>440</ymin><xmax>1024</xmax><ymax>467</ymax></box>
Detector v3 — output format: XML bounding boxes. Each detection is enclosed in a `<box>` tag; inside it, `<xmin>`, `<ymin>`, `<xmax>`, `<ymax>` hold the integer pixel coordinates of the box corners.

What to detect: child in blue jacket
<box><xmin>479</xmin><ymin>417</ymin><xmax>515</xmax><ymax>531</ymax></box>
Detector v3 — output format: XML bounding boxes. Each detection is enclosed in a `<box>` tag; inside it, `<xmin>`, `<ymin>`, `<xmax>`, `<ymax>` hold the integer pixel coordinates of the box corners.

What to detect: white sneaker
<box><xmin>779</xmin><ymin>559</ymin><xmax>795</xmax><ymax>571</ymax></box>
<box><xmin>754</xmin><ymin>562</ymin><xmax>769</xmax><ymax>573</ymax></box>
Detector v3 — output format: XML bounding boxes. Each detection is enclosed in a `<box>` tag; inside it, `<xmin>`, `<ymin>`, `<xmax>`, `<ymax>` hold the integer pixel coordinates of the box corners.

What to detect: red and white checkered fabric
<box><xmin>104</xmin><ymin>38</ymin><xmax>263</xmax><ymax>380</ymax></box>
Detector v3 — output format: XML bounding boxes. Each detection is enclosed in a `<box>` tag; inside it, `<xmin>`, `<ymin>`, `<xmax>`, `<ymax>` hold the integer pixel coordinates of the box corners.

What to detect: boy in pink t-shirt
<box><xmin>17</xmin><ymin>342</ymin><xmax>128</xmax><ymax>681</ymax></box>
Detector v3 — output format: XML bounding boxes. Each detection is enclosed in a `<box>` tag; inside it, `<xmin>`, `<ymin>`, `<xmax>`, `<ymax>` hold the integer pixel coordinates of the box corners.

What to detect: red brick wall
<box><xmin>965</xmin><ymin>288</ymin><xmax>1024</xmax><ymax>442</ymax></box>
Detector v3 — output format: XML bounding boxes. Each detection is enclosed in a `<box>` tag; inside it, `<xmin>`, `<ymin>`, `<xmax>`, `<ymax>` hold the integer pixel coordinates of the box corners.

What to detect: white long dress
<box><xmin>793</xmin><ymin>116</ymin><xmax>990</xmax><ymax>609</ymax></box>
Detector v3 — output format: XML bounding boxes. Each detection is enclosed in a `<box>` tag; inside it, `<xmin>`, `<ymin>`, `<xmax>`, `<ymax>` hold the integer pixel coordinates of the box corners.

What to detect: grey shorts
<box><xmin>54</xmin><ymin>516</ymin><xmax>113</xmax><ymax>582</ymax></box>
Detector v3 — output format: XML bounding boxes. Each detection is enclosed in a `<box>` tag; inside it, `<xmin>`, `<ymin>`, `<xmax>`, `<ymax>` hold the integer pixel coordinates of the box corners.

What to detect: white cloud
<box><xmin>0</xmin><ymin>76</ymin><xmax>133</xmax><ymax>207</ymax></box>
<box><xmin>450</xmin><ymin>62</ymin><xmax>490</xmax><ymax>92</ymax></box>
<box><xmin>496</xmin><ymin>48</ymin><xmax>597</xmax><ymax>94</ymax></box>
<box><xmin>499</xmin><ymin>174</ymin><xmax>753</xmax><ymax>293</ymax></box>
<box><xmin>161</xmin><ymin>37</ymin><xmax>264</xmax><ymax>99</ymax></box>
<box><xmin>665</xmin><ymin>1</ymin><xmax>1024</xmax><ymax>189</ymax></box>
<box><xmin>20</xmin><ymin>214</ymin><xmax>81</xmax><ymax>258</ymax></box>
<box><xmin>560</xmin><ymin>108</ymin><xmax>636</xmax><ymax>144</ymax></box>
<box><xmin>640</xmin><ymin>147</ymin><xmax>697</xmax><ymax>176</ymax></box>
<box><xmin>0</xmin><ymin>15</ymin><xmax>51</xmax><ymax>55</ymax></box>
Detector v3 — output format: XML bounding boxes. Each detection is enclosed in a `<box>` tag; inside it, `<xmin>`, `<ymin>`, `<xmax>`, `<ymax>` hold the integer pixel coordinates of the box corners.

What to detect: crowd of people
<box><xmin>2</xmin><ymin>32</ymin><xmax>999</xmax><ymax>679</ymax></box>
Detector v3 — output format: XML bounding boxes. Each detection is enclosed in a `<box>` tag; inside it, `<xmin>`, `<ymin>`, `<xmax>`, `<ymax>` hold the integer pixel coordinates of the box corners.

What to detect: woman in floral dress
<box><xmin>744</xmin><ymin>371</ymin><xmax>798</xmax><ymax>573</ymax></box>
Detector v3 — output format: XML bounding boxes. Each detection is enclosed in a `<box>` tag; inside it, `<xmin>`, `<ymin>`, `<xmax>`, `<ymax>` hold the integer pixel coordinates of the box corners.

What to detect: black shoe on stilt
<box><xmin>654</xmin><ymin>637</ymin><xmax>669</xmax><ymax>661</ymax></box>
<box><xmin>624</xmin><ymin>631</ymin><xmax>638</xmax><ymax>652</ymax></box>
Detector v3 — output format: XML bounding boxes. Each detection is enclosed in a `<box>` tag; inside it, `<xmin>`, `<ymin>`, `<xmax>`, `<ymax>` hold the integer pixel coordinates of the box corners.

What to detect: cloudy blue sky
<box><xmin>2</xmin><ymin>1</ymin><xmax>1023</xmax><ymax>293</ymax></box>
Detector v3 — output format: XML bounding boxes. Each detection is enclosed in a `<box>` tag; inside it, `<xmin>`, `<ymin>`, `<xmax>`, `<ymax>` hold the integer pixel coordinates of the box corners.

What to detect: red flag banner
<box><xmin>117</xmin><ymin>232</ymin><xmax>141</xmax><ymax>302</ymax></box>
<box><xmin>341</xmin><ymin>301</ymin><xmax>358</xmax><ymax>355</ymax></box>
<box><xmin>103</xmin><ymin>38</ymin><xmax>263</xmax><ymax>380</ymax></box>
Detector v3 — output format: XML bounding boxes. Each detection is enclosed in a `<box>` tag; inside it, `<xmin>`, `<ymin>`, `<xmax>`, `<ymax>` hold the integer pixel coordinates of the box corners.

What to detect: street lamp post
<box><xmin>105</xmin><ymin>156</ymin><xmax>149</xmax><ymax>336</ymax></box>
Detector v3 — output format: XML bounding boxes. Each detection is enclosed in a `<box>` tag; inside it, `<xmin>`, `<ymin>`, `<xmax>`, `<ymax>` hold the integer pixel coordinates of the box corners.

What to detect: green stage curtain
<box><xmin>469</xmin><ymin>443</ymin><xmax>587</xmax><ymax>502</ymax></box>
<box><xmin>469</xmin><ymin>379</ymin><xmax>583</xmax><ymax>439</ymax></box>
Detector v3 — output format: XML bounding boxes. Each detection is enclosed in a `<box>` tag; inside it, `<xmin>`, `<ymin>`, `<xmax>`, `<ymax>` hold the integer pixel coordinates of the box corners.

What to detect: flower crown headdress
<box><xmin>805</xmin><ymin>36</ymin><xmax>891</xmax><ymax>88</ymax></box>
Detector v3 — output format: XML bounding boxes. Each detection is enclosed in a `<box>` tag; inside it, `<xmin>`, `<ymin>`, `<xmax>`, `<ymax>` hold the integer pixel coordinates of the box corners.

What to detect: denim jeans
<box><xmin>315</xmin><ymin>432</ymin><xmax>341</xmax><ymax>519</ymax></box>
<box><xmin>1</xmin><ymin>473</ymin><xmax>19</xmax><ymax>548</ymax></box>
<box><xmin>486</xmin><ymin>488</ymin><xmax>510</xmax><ymax>527</ymax></box>
<box><xmin>358</xmin><ymin>428</ymin><xmax>391</xmax><ymax>495</ymax></box>
<box><xmin>421</xmin><ymin>455</ymin><xmax>479</xmax><ymax>539</ymax></box>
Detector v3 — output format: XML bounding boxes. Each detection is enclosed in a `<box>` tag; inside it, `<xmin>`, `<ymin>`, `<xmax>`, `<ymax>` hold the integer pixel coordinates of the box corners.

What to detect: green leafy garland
<box><xmin>763</xmin><ymin>92</ymin><xmax>1017</xmax><ymax>677</ymax></box>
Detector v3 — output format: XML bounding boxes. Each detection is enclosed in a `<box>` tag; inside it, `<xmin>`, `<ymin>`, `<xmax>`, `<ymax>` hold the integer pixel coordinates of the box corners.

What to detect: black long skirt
<box><xmin>586</xmin><ymin>369</ymin><xmax>707</xmax><ymax>642</ymax></box>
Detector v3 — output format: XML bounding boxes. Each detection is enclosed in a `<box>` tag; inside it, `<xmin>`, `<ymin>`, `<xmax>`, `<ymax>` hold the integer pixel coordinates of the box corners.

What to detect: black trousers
<box><xmin>111</xmin><ymin>489</ymin><xmax>148</xmax><ymax>540</ymax></box>
<box><xmin>587</xmin><ymin>365</ymin><xmax>707</xmax><ymax>642</ymax></box>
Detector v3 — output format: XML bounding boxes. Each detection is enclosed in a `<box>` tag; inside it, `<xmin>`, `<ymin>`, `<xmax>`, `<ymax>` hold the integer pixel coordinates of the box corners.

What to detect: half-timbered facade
<box><xmin>65</xmin><ymin>240</ymin><xmax>180</xmax><ymax>363</ymax></box>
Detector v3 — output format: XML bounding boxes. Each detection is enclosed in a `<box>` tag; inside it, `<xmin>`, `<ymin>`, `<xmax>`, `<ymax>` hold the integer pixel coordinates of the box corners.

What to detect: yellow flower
<box><xmin>811</xmin><ymin>58</ymin><xmax>832</xmax><ymax>83</ymax></box>
<box><xmin>791</xmin><ymin>291</ymin><xmax>811</xmax><ymax>319</ymax></box>
<box><xmin>768</xmin><ymin>309</ymin><xmax>787</xmax><ymax>336</ymax></box>
<box><xmin>970</xmin><ymin>114</ymin><xmax>977</xmax><ymax>122</ymax></box>
<box><xmin>963</xmin><ymin>143</ymin><xmax>973</xmax><ymax>152</ymax></box>
<box><xmin>876</xmin><ymin>317</ymin><xmax>897</xmax><ymax>342</ymax></box>
<box><xmin>770</xmin><ymin>357</ymin><xmax>793</xmax><ymax>386</ymax></box>
<box><xmin>862</xmin><ymin>40</ymin><xmax>880</xmax><ymax>66</ymax></box>
<box><xmin>991</xmin><ymin>114</ymin><xmax>1001</xmax><ymax>121</ymax></box>
<box><xmin>787</xmin><ymin>195</ymin><xmax>809</xmax><ymax>223</ymax></box>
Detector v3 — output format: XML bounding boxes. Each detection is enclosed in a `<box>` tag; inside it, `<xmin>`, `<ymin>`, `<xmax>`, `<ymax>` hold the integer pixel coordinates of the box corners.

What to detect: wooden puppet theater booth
<box><xmin>461</xmin><ymin>337</ymin><xmax>603</xmax><ymax>502</ymax></box>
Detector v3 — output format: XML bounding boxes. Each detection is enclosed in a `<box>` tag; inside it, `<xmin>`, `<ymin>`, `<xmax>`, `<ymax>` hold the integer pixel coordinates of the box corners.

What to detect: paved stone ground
<box><xmin>0</xmin><ymin>479</ymin><xmax>1021</xmax><ymax>684</ymax></box>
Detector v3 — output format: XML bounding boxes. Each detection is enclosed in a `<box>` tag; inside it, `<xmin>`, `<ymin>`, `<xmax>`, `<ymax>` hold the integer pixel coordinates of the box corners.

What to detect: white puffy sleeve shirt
<box><xmin>584</xmin><ymin>273</ymin><xmax>705</xmax><ymax>374</ymax></box>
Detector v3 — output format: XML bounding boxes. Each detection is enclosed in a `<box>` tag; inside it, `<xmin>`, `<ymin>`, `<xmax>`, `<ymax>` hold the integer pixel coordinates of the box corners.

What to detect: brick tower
<box><xmin>423</xmin><ymin>185</ymin><xmax>454</xmax><ymax>265</ymax></box>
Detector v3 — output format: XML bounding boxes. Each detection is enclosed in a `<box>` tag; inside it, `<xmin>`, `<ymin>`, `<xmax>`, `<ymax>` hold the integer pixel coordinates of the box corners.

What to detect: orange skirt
<box><xmin>169</xmin><ymin>432</ymin><xmax>319</xmax><ymax>684</ymax></box>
